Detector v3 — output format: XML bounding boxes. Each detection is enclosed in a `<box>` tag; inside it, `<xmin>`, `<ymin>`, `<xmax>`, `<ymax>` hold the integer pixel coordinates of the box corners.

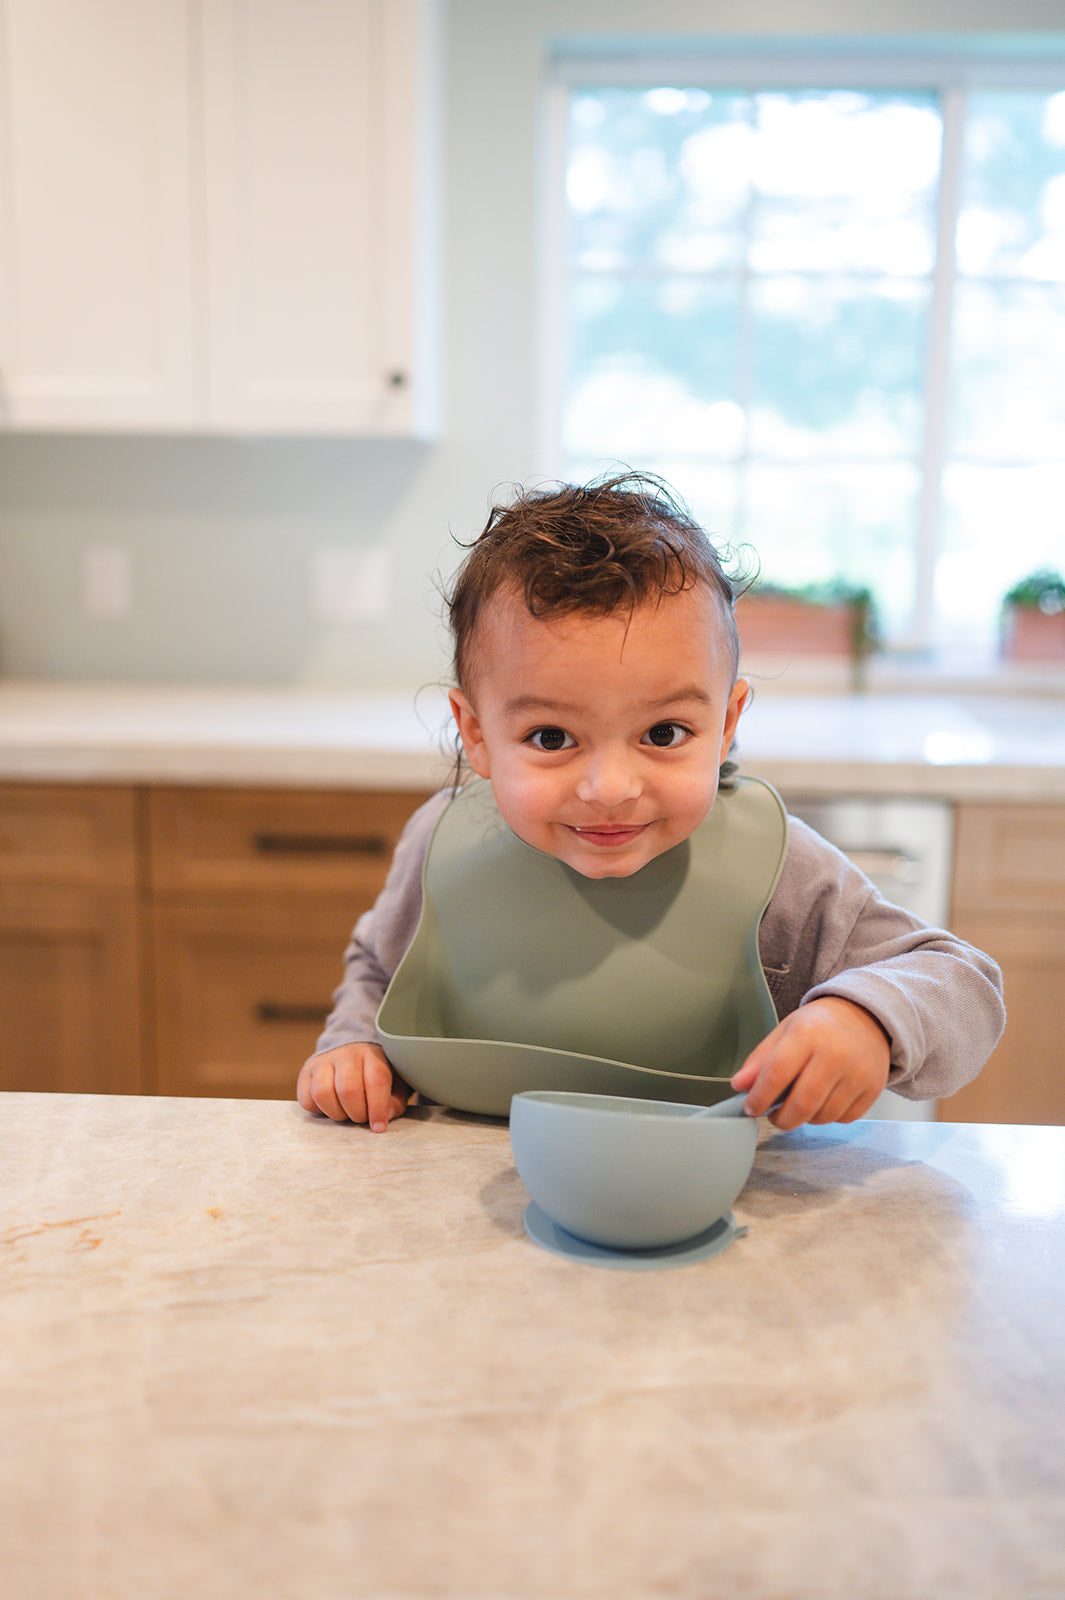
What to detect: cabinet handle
<box><xmin>255</xmin><ymin>1002</ymin><xmax>327</xmax><ymax>1026</ymax></box>
<box><xmin>252</xmin><ymin>832</ymin><xmax>388</xmax><ymax>857</ymax></box>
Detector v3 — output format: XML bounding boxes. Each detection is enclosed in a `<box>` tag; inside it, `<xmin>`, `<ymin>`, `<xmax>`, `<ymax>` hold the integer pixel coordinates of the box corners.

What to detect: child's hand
<box><xmin>730</xmin><ymin>997</ymin><xmax>891</xmax><ymax>1130</ymax></box>
<box><xmin>297</xmin><ymin>1043</ymin><xmax>410</xmax><ymax>1131</ymax></box>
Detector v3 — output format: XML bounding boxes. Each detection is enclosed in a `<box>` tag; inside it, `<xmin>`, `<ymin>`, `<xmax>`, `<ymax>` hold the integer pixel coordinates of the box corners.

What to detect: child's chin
<box><xmin>563</xmin><ymin>841</ymin><xmax>664</xmax><ymax>880</ymax></box>
<box><xmin>573</xmin><ymin>860</ymin><xmax>645</xmax><ymax>880</ymax></box>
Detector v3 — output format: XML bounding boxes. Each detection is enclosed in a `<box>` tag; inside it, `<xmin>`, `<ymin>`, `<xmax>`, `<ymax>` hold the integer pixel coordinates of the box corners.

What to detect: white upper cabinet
<box><xmin>0</xmin><ymin>0</ymin><xmax>199</xmax><ymax>428</ymax></box>
<box><xmin>0</xmin><ymin>0</ymin><xmax>437</xmax><ymax>435</ymax></box>
<box><xmin>200</xmin><ymin>0</ymin><xmax>437</xmax><ymax>434</ymax></box>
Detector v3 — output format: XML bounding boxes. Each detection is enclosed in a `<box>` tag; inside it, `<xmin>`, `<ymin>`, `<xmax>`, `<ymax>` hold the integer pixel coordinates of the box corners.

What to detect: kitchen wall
<box><xmin>2</xmin><ymin>0</ymin><xmax>1063</xmax><ymax>689</ymax></box>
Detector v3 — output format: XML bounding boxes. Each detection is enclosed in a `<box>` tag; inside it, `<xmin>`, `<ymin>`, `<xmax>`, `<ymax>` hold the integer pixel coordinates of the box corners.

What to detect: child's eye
<box><xmin>527</xmin><ymin>726</ymin><xmax>576</xmax><ymax>752</ymax></box>
<box><xmin>643</xmin><ymin>721</ymin><xmax>690</xmax><ymax>748</ymax></box>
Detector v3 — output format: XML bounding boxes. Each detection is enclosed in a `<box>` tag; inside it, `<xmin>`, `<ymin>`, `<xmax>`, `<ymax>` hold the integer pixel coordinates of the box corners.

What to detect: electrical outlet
<box><xmin>309</xmin><ymin>545</ymin><xmax>392</xmax><ymax>623</ymax></box>
<box><xmin>82</xmin><ymin>545</ymin><xmax>131</xmax><ymax>619</ymax></box>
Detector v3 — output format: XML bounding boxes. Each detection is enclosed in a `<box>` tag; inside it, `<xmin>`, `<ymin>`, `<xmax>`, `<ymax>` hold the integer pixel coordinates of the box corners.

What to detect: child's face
<box><xmin>448</xmin><ymin>583</ymin><xmax>748</xmax><ymax>879</ymax></box>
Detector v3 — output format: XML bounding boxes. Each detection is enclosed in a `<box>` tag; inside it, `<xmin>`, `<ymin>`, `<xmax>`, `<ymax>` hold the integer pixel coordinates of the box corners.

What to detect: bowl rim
<box><xmin>511</xmin><ymin>1089</ymin><xmax>740</xmax><ymax>1122</ymax></box>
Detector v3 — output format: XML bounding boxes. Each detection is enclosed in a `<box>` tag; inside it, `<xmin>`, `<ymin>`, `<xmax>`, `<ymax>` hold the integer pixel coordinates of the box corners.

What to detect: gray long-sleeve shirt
<box><xmin>313</xmin><ymin>789</ymin><xmax>1005</xmax><ymax>1102</ymax></box>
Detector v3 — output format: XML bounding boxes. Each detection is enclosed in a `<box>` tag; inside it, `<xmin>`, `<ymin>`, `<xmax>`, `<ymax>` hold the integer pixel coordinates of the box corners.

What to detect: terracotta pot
<box><xmin>734</xmin><ymin>596</ymin><xmax>855</xmax><ymax>657</ymax></box>
<box><xmin>1001</xmin><ymin>604</ymin><xmax>1065</xmax><ymax>662</ymax></box>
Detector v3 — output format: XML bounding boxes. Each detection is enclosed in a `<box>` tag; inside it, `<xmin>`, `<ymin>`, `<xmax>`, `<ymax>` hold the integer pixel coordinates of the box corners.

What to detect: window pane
<box><xmin>749</xmin><ymin>276</ymin><xmax>929</xmax><ymax>459</ymax></box>
<box><xmin>567</xmin><ymin>88</ymin><xmax>751</xmax><ymax>272</ymax></box>
<box><xmin>957</xmin><ymin>91</ymin><xmax>1065</xmax><ymax>281</ymax></box>
<box><xmin>744</xmin><ymin>462</ymin><xmax>920</xmax><ymax>637</ymax></box>
<box><xmin>564</xmin><ymin>278</ymin><xmax>742</xmax><ymax>459</ymax></box>
<box><xmin>749</xmin><ymin>92</ymin><xmax>941</xmax><ymax>275</ymax></box>
<box><xmin>949</xmin><ymin>281</ymin><xmax>1065</xmax><ymax>459</ymax></box>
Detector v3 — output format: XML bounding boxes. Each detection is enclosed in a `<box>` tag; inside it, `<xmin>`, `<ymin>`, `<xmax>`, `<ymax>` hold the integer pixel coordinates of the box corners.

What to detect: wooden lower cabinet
<box><xmin>0</xmin><ymin>781</ymin><xmax>430</xmax><ymax>1101</ymax></box>
<box><xmin>938</xmin><ymin>803</ymin><xmax>1065</xmax><ymax>1125</ymax></box>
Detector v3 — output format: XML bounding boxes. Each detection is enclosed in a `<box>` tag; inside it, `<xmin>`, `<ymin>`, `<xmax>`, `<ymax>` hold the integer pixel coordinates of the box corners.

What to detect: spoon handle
<box><xmin>693</xmin><ymin>1089</ymin><xmax>790</xmax><ymax>1120</ymax></box>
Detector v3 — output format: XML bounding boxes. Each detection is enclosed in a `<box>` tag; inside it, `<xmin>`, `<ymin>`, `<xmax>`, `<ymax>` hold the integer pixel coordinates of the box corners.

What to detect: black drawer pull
<box><xmin>252</xmin><ymin>832</ymin><xmax>388</xmax><ymax>857</ymax></box>
<box><xmin>255</xmin><ymin>1002</ymin><xmax>327</xmax><ymax>1026</ymax></box>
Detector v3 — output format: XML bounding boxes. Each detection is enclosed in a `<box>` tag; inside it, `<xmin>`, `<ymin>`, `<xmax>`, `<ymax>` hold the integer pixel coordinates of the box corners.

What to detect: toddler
<box><xmin>298</xmin><ymin>474</ymin><xmax>1004</xmax><ymax>1132</ymax></box>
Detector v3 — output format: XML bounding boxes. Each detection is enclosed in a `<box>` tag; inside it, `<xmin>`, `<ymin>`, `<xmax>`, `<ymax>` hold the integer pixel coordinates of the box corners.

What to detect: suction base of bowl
<box><xmin>522</xmin><ymin>1202</ymin><xmax>747</xmax><ymax>1270</ymax></box>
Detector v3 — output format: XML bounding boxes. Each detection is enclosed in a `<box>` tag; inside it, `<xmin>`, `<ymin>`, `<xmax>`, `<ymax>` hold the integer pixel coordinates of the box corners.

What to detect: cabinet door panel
<box><xmin>0</xmin><ymin>888</ymin><xmax>143</xmax><ymax>1093</ymax></box>
<box><xmin>938</xmin><ymin>915</ymin><xmax>1065</xmax><ymax>1126</ymax></box>
<box><xmin>953</xmin><ymin>805</ymin><xmax>1065</xmax><ymax>915</ymax></box>
<box><xmin>0</xmin><ymin>784</ymin><xmax>139</xmax><ymax>889</ymax></box>
<box><xmin>200</xmin><ymin>0</ymin><xmax>433</xmax><ymax>433</ymax></box>
<box><xmin>151</xmin><ymin>894</ymin><xmax>360</xmax><ymax>1099</ymax></box>
<box><xmin>0</xmin><ymin>0</ymin><xmax>197</xmax><ymax>427</ymax></box>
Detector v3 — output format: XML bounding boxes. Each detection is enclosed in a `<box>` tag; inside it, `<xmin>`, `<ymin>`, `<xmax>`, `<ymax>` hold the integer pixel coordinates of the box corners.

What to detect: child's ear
<box><xmin>719</xmin><ymin>677</ymin><xmax>750</xmax><ymax>763</ymax></box>
<box><xmin>448</xmin><ymin>688</ymin><xmax>491</xmax><ymax>778</ymax></box>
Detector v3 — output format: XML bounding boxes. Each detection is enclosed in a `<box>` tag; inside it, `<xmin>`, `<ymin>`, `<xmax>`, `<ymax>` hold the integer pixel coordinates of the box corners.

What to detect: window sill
<box><xmin>739</xmin><ymin>653</ymin><xmax>1065</xmax><ymax>699</ymax></box>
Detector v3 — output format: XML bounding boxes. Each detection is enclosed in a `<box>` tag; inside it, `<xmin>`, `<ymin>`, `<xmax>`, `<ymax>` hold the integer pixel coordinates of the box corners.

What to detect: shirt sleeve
<box><xmin>310</xmin><ymin>791</ymin><xmax>451</xmax><ymax>1056</ymax></box>
<box><xmin>758</xmin><ymin>816</ymin><xmax>1006</xmax><ymax>1102</ymax></box>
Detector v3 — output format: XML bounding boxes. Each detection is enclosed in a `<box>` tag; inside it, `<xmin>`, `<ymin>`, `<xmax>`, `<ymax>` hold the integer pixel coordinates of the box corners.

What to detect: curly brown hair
<box><xmin>447</xmin><ymin>472</ymin><xmax>741</xmax><ymax>692</ymax></box>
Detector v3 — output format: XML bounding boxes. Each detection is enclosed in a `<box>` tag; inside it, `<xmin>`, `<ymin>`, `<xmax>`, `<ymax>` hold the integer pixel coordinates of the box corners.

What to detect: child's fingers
<box><xmin>758</xmin><ymin>1044</ymin><xmax>866</xmax><ymax>1130</ymax></box>
<box><xmin>298</xmin><ymin>1045</ymin><xmax>403</xmax><ymax>1127</ymax></box>
<box><xmin>362</xmin><ymin>1056</ymin><xmax>400</xmax><ymax>1132</ymax></box>
<box><xmin>734</xmin><ymin>1029</ymin><xmax>846</xmax><ymax>1128</ymax></box>
<box><xmin>296</xmin><ymin>1058</ymin><xmax>318</xmax><ymax>1114</ymax></box>
<box><xmin>761</xmin><ymin>1061</ymin><xmax>818</xmax><ymax>1129</ymax></box>
<box><xmin>328</xmin><ymin>1047</ymin><xmax>384</xmax><ymax>1128</ymax></box>
<box><xmin>808</xmin><ymin>1071</ymin><xmax>889</xmax><ymax>1126</ymax></box>
<box><xmin>298</xmin><ymin>1053</ymin><xmax>352</xmax><ymax>1121</ymax></box>
<box><xmin>731</xmin><ymin>1021</ymin><xmax>806</xmax><ymax>1119</ymax></box>
<box><xmin>729</xmin><ymin>1050</ymin><xmax>765</xmax><ymax>1094</ymax></box>
<box><xmin>354</xmin><ymin>1050</ymin><xmax>411</xmax><ymax>1133</ymax></box>
<box><xmin>733</xmin><ymin>999</ymin><xmax>892</xmax><ymax>1128</ymax></box>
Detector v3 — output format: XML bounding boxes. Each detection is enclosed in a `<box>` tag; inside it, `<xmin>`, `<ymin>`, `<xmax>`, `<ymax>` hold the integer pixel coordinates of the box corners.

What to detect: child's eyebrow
<box><xmin>501</xmin><ymin>686</ymin><xmax>714</xmax><ymax>718</ymax></box>
<box><xmin>501</xmin><ymin>694</ymin><xmax>580</xmax><ymax>718</ymax></box>
<box><xmin>646</xmin><ymin>685</ymin><xmax>714</xmax><ymax>711</ymax></box>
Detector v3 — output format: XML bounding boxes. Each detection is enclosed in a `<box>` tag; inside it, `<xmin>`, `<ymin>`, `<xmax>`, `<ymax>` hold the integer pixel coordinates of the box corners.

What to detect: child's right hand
<box><xmin>297</xmin><ymin>1042</ymin><xmax>410</xmax><ymax>1131</ymax></box>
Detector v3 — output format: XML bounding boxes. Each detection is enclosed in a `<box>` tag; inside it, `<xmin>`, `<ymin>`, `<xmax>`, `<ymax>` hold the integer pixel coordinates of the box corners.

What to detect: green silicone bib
<box><xmin>377</xmin><ymin>775</ymin><xmax>788</xmax><ymax>1116</ymax></box>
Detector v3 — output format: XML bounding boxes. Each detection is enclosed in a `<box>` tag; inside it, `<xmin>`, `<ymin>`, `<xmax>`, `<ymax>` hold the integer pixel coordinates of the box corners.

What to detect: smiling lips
<box><xmin>568</xmin><ymin>822</ymin><xmax>650</xmax><ymax>846</ymax></box>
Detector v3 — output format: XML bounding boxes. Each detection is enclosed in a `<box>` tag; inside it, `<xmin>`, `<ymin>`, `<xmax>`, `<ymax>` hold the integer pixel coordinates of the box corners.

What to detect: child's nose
<box><xmin>575</xmin><ymin>748</ymin><xmax>642</xmax><ymax>807</ymax></box>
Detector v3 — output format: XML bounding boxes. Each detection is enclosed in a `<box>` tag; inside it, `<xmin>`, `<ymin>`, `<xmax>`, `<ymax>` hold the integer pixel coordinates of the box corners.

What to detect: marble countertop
<box><xmin>1</xmin><ymin>679</ymin><xmax>1065</xmax><ymax>801</ymax></box>
<box><xmin>0</xmin><ymin>681</ymin><xmax>457</xmax><ymax>790</ymax></box>
<box><xmin>3</xmin><ymin>1092</ymin><xmax>1063</xmax><ymax>1600</ymax></box>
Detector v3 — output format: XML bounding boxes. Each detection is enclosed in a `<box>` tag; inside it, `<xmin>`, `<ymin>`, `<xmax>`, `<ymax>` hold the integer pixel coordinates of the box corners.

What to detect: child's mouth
<box><xmin>568</xmin><ymin>823</ymin><xmax>649</xmax><ymax>847</ymax></box>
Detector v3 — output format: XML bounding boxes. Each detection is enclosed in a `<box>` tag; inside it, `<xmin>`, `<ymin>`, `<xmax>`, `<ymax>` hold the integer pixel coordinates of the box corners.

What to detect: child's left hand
<box><xmin>730</xmin><ymin>997</ymin><xmax>891</xmax><ymax>1129</ymax></box>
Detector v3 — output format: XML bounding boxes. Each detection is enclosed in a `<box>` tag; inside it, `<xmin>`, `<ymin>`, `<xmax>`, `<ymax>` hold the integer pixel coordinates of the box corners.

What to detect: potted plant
<box><xmin>1000</xmin><ymin>570</ymin><xmax>1065</xmax><ymax>661</ymax></box>
<box><xmin>734</xmin><ymin>580</ymin><xmax>878</xmax><ymax>686</ymax></box>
